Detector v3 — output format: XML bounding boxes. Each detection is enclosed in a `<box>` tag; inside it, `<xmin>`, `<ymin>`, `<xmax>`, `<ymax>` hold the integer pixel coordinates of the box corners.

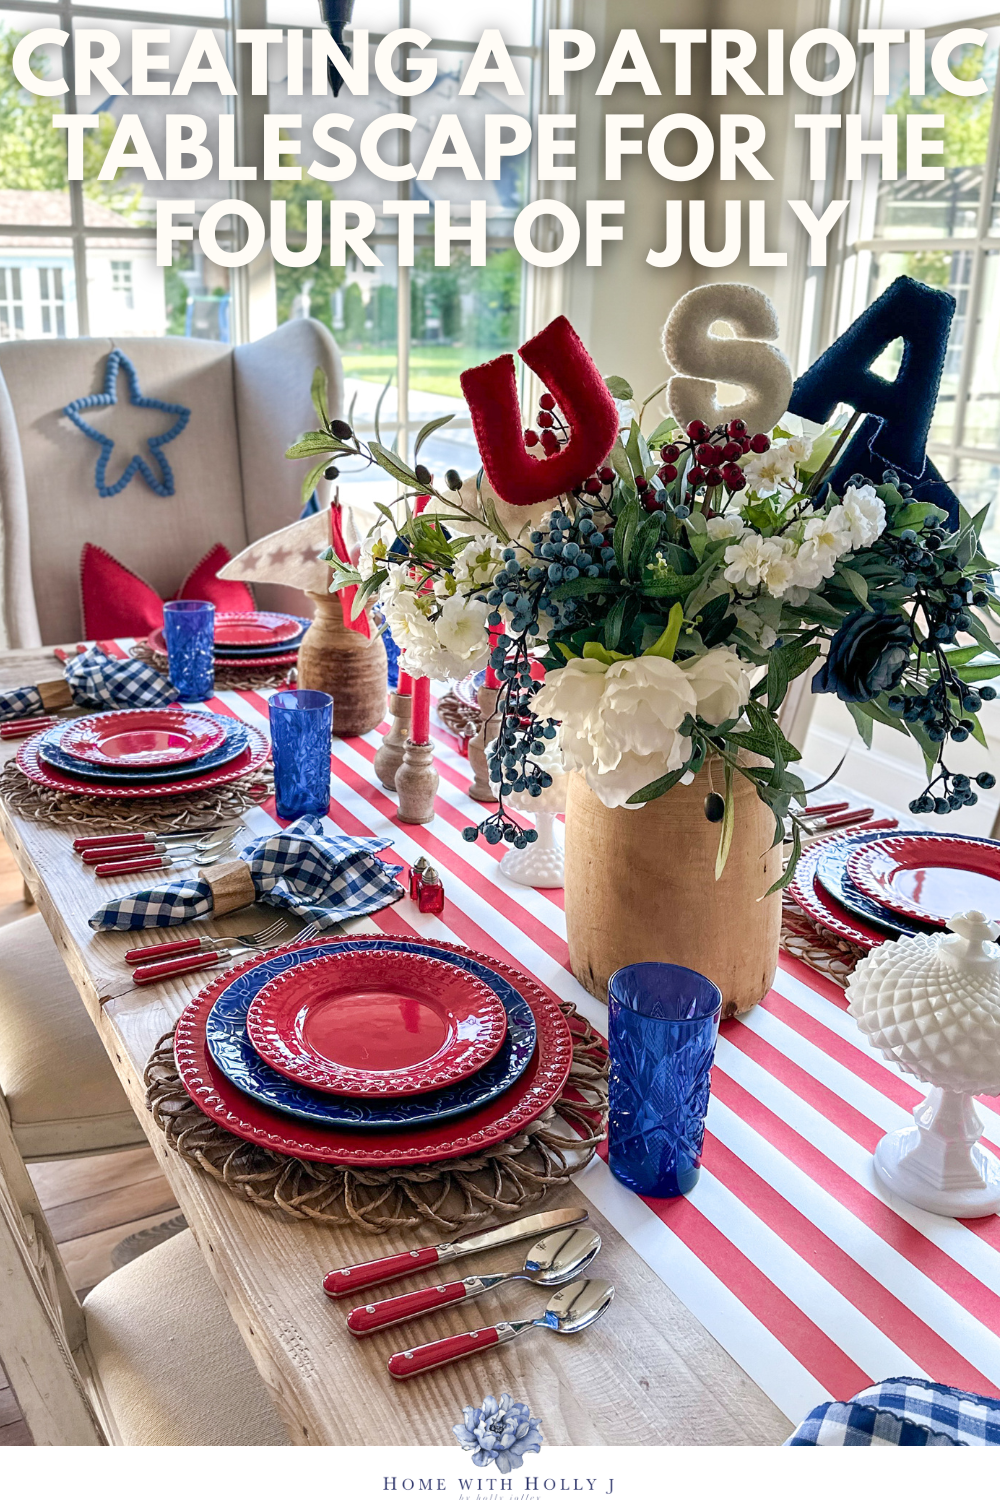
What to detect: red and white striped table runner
<box><xmin>107</xmin><ymin>643</ymin><xmax>1000</xmax><ymax>1424</ymax></box>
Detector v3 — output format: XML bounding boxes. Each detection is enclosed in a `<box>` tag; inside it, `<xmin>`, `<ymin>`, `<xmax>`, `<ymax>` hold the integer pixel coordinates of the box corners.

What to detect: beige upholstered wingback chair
<box><xmin>0</xmin><ymin>319</ymin><xmax>343</xmax><ymax>1165</ymax></box>
<box><xmin>0</xmin><ymin>317</ymin><xmax>343</xmax><ymax>646</ymax></box>
<box><xmin>0</xmin><ymin>1091</ymin><xmax>289</xmax><ymax>1444</ymax></box>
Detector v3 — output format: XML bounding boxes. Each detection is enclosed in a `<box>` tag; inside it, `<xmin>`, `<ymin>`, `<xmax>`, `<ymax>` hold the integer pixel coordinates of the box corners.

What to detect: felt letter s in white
<box><xmin>661</xmin><ymin>282</ymin><xmax>792</xmax><ymax>434</ymax></box>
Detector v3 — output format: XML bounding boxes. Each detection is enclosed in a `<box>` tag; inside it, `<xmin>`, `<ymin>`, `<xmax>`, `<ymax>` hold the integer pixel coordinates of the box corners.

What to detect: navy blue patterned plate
<box><xmin>37</xmin><ymin>715</ymin><xmax>248</xmax><ymax>784</ymax></box>
<box><xmin>205</xmin><ymin>938</ymin><xmax>538</xmax><ymax>1129</ymax></box>
<box><xmin>814</xmin><ymin>828</ymin><xmax>998</xmax><ymax>938</ymax></box>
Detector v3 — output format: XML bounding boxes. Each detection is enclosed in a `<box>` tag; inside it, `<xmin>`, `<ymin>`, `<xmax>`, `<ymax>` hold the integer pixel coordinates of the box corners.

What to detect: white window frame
<box><xmin>812</xmin><ymin>4</ymin><xmax>1000</xmax><ymax>486</ymax></box>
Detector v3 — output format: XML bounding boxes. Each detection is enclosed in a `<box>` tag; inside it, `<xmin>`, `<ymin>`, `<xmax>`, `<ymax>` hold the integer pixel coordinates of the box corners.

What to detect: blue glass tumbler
<box><xmin>607</xmin><ymin>962</ymin><xmax>723</xmax><ymax>1199</ymax></box>
<box><xmin>269</xmin><ymin>689</ymin><xmax>333</xmax><ymax>821</ymax></box>
<box><xmin>162</xmin><ymin>599</ymin><xmax>215</xmax><ymax>702</ymax></box>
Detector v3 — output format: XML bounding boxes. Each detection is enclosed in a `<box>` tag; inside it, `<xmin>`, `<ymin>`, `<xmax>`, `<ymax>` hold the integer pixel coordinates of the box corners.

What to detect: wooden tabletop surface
<box><xmin>0</xmin><ymin>646</ymin><xmax>791</xmax><ymax>1447</ymax></box>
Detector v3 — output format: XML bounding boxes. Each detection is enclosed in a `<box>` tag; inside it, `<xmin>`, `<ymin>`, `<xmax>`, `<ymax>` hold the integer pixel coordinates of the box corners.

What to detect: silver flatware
<box><xmin>387</xmin><ymin>1277</ymin><xmax>615</xmax><ymax>1379</ymax></box>
<box><xmin>347</xmin><ymin>1225</ymin><xmax>602</xmax><ymax>1337</ymax></box>
<box><xmin>323</xmin><ymin>1206</ymin><xmax>589</xmax><ymax>1300</ymax></box>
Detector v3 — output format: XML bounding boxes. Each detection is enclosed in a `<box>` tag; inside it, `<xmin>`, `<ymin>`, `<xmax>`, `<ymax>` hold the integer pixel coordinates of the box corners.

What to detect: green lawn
<box><xmin>341</xmin><ymin>347</ymin><xmax>507</xmax><ymax>400</ymax></box>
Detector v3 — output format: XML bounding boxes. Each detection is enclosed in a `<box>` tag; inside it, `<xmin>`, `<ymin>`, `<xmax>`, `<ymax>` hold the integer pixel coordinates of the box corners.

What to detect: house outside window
<box><xmin>0</xmin><ymin>268</ymin><xmax>23</xmax><ymax>340</ymax></box>
<box><xmin>111</xmin><ymin>262</ymin><xmax>134</xmax><ymax>311</ymax></box>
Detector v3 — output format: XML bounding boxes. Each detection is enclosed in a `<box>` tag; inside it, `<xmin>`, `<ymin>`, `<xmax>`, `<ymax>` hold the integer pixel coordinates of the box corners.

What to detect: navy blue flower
<box><xmin>812</xmin><ymin>608</ymin><xmax>913</xmax><ymax>703</ymax></box>
<box><xmin>453</xmin><ymin>1395</ymin><xmax>544</xmax><ymax>1473</ymax></box>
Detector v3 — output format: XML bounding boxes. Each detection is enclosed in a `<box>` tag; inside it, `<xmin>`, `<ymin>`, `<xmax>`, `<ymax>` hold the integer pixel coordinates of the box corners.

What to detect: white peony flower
<box><xmin>724</xmin><ymin>534</ymin><xmax>788</xmax><ymax>592</ymax></box>
<box><xmin>532</xmin><ymin>657</ymin><xmax>609</xmax><ymax>781</ymax></box>
<box><xmin>534</xmin><ymin>655</ymin><xmax>697</xmax><ymax>811</ymax></box>
<box><xmin>707</xmin><ymin>512</ymin><xmax>747</xmax><ymax>542</ymax></box>
<box><xmin>840</xmin><ymin>484</ymin><xmax>886</xmax><ymax>550</ymax></box>
<box><xmin>743</xmin><ymin>445</ymin><xmax>797</xmax><ymax>495</ymax></box>
<box><xmin>682</xmin><ymin>647</ymin><xmax>752</xmax><ymax>727</ymax></box>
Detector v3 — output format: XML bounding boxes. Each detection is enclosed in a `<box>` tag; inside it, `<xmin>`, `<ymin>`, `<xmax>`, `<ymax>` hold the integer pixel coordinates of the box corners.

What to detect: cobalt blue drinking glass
<box><xmin>162</xmin><ymin>599</ymin><xmax>215</xmax><ymax>702</ymax></box>
<box><xmin>269</xmin><ymin>689</ymin><xmax>333</xmax><ymax>821</ymax></box>
<box><xmin>607</xmin><ymin>962</ymin><xmax>723</xmax><ymax>1199</ymax></box>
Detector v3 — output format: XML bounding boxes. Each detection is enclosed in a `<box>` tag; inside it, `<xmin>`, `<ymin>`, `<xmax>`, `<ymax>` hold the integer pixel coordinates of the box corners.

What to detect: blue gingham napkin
<box><xmin>0</xmin><ymin>645</ymin><xmax>178</xmax><ymax>721</ymax></box>
<box><xmin>89</xmin><ymin>815</ymin><xmax>404</xmax><ymax>931</ymax></box>
<box><xmin>785</xmin><ymin>1378</ymin><xmax>1000</xmax><ymax>1446</ymax></box>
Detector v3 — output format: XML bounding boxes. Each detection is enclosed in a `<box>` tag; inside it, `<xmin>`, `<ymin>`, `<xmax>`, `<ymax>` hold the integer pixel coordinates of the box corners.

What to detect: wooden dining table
<box><xmin>0</xmin><ymin>645</ymin><xmax>793</xmax><ymax>1448</ymax></box>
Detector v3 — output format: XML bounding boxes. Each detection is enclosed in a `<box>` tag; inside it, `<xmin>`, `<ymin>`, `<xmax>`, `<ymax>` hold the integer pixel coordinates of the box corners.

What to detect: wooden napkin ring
<box><xmin>201</xmin><ymin>859</ymin><xmax>256</xmax><ymax>915</ymax></box>
<box><xmin>37</xmin><ymin>679</ymin><xmax>73</xmax><ymax>711</ymax></box>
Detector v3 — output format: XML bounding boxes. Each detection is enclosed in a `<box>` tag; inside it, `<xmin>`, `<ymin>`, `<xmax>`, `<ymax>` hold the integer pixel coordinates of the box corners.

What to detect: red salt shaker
<box><xmin>409</xmin><ymin>856</ymin><xmax>428</xmax><ymax>901</ymax></box>
<box><xmin>417</xmin><ymin>866</ymin><xmax>444</xmax><ymax>915</ymax></box>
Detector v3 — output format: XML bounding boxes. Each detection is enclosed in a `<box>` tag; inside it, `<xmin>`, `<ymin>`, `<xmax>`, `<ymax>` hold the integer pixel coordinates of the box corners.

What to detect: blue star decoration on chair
<box><xmin>63</xmin><ymin>348</ymin><xmax>191</xmax><ymax>498</ymax></box>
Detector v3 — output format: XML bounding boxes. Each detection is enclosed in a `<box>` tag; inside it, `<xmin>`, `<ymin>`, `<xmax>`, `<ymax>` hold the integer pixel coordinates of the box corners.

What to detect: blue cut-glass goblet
<box><xmin>269</xmin><ymin>688</ymin><xmax>333</xmax><ymax>820</ymax></box>
<box><xmin>162</xmin><ymin>599</ymin><xmax>215</xmax><ymax>702</ymax></box>
<box><xmin>607</xmin><ymin>962</ymin><xmax>723</xmax><ymax>1199</ymax></box>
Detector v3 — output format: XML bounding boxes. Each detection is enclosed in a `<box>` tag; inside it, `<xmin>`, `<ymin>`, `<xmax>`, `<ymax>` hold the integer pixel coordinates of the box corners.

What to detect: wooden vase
<box><xmin>373</xmin><ymin>691</ymin><xmax>411</xmax><ymax>790</ymax></box>
<box><xmin>563</xmin><ymin>758</ymin><xmax>781</xmax><ymax>1018</ymax></box>
<box><xmin>297</xmin><ymin>591</ymin><xmax>387</xmax><ymax>737</ymax></box>
<box><xmin>467</xmin><ymin>685</ymin><xmax>499</xmax><ymax>803</ymax></box>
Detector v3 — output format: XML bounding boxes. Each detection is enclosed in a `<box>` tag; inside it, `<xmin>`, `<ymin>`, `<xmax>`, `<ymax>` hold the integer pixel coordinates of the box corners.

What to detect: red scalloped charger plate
<box><xmin>146</xmin><ymin>628</ymin><xmax>299</xmax><ymax>670</ymax></box>
<box><xmin>214</xmin><ymin>611</ymin><xmax>303</xmax><ymax>648</ymax></box>
<box><xmin>246</xmin><ymin>949</ymin><xmax>508</xmax><ymax>1097</ymax></box>
<box><xmin>787</xmin><ymin>835</ymin><xmax>889</xmax><ymax>951</ymax></box>
<box><xmin>174</xmin><ymin>938</ymin><xmax>575</xmax><ymax>1166</ymax></box>
<box><xmin>60</xmin><ymin>708</ymin><xmax>226</xmax><ymax>769</ymax></box>
<box><xmin>847</xmin><ymin>833</ymin><xmax>1000</xmax><ymax>928</ymax></box>
<box><xmin>16</xmin><ymin>723</ymin><xmax>269</xmax><ymax>799</ymax></box>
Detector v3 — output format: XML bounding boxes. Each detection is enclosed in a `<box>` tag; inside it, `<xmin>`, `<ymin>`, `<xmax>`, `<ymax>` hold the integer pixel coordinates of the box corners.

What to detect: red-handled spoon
<box><xmin>386</xmin><ymin>1278</ymin><xmax>614</xmax><ymax>1381</ymax></box>
<box><xmin>347</xmin><ymin>1226</ymin><xmax>601</xmax><ymax>1338</ymax></box>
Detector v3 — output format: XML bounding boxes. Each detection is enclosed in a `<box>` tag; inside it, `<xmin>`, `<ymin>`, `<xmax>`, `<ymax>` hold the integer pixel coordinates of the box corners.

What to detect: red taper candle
<box><xmin>411</xmin><ymin>675</ymin><xmax>431</xmax><ymax>744</ymax></box>
<box><xmin>485</xmin><ymin>625</ymin><xmax>501</xmax><ymax>691</ymax></box>
<box><xmin>398</xmin><ymin>671</ymin><xmax>412</xmax><ymax>696</ymax></box>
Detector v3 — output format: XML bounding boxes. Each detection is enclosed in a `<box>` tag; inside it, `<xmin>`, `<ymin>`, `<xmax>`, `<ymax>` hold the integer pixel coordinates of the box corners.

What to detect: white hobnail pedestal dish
<box><xmin>500</xmin><ymin>809</ymin><xmax>565</xmax><ymax>889</ymax></box>
<box><xmin>848</xmin><ymin>910</ymin><xmax>1000</xmax><ymax>1218</ymax></box>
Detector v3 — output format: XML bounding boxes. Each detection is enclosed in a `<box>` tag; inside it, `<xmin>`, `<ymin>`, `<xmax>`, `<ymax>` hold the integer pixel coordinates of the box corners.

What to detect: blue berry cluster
<box><xmin>909</xmin><ymin>769</ymin><xmax>995</xmax><ymax>816</ymax></box>
<box><xmin>483</xmin><ymin>505</ymin><xmax>619</xmax><ymax>638</ymax></box>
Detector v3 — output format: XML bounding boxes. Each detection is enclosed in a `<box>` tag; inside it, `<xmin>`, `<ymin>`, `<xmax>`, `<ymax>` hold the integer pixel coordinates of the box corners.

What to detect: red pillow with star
<box><xmin>80</xmin><ymin>543</ymin><xmax>255</xmax><ymax>639</ymax></box>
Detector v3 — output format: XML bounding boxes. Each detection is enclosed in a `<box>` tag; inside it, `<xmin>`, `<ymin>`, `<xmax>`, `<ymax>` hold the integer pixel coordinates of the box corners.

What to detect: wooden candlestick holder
<box><xmin>467</xmin><ymin>684</ymin><xmax>499</xmax><ymax>802</ymax></box>
<box><xmin>395</xmin><ymin>739</ymin><xmax>438</xmax><ymax>824</ymax></box>
<box><xmin>373</xmin><ymin>691</ymin><xmax>412</xmax><ymax>789</ymax></box>
<box><xmin>297</xmin><ymin>590</ymin><xmax>387</xmax><ymax>737</ymax></box>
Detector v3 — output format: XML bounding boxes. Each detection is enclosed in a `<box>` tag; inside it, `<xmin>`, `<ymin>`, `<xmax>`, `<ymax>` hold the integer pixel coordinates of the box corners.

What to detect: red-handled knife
<box><xmin>131</xmin><ymin>950</ymin><xmax>234</xmax><ymax>986</ymax></box>
<box><xmin>95</xmin><ymin>855</ymin><xmax>180</xmax><ymax>877</ymax></box>
<box><xmin>323</xmin><ymin>1207</ymin><xmax>588</xmax><ymax>1300</ymax></box>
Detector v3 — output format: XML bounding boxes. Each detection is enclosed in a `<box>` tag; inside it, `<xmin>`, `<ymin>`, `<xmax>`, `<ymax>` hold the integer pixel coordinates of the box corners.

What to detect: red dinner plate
<box><xmin>847</xmin><ymin>834</ymin><xmax>1000</xmax><ymax>928</ymax></box>
<box><xmin>145</xmin><ymin>628</ymin><xmax>299</xmax><ymax>670</ymax></box>
<box><xmin>174</xmin><ymin>937</ymin><xmax>574</xmax><ymax>1167</ymax></box>
<box><xmin>787</xmin><ymin>837</ymin><xmax>889</xmax><ymax>951</ymax></box>
<box><xmin>16</xmin><ymin>723</ymin><xmax>269</xmax><ymax>800</ymax></box>
<box><xmin>214</xmin><ymin>612</ymin><xmax>303</xmax><ymax>648</ymax></box>
<box><xmin>246</xmin><ymin>950</ymin><xmax>508</xmax><ymax>1097</ymax></box>
<box><xmin>60</xmin><ymin>708</ymin><xmax>226</xmax><ymax>769</ymax></box>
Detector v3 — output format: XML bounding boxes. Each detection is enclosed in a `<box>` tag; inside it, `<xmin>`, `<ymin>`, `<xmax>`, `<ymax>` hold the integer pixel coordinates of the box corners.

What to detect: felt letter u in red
<box><xmin>459</xmin><ymin>316</ymin><xmax>620</xmax><ymax>508</ymax></box>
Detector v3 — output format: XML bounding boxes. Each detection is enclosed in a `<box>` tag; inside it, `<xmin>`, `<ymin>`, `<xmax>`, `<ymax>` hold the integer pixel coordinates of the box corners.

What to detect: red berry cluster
<box><xmin>524</xmin><ymin>392</ymin><xmax>563</xmax><ymax>456</ymax></box>
<box><xmin>660</xmin><ymin>419</ymin><xmax>769</xmax><ymax>501</ymax></box>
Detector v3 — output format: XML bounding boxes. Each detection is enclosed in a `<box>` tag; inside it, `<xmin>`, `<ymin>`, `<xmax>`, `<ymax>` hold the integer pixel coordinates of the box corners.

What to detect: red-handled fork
<box><xmin>124</xmin><ymin>916</ymin><xmax>290</xmax><ymax>964</ymax></box>
<box><xmin>129</xmin><ymin>920</ymin><xmax>322</xmax><ymax>985</ymax></box>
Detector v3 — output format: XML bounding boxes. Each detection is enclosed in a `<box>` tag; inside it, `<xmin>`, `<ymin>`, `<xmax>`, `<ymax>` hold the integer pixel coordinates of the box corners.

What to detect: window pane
<box><xmin>85</xmin><ymin>237</ymin><xmax>169</xmax><ymax>337</ymax></box>
<box><xmin>964</xmin><ymin>250</ymin><xmax>1000</xmax><ymax>450</ymax></box>
<box><xmin>74</xmin><ymin>0</ymin><xmax>226</xmax><ymax>15</ymax></box>
<box><xmin>867</xmin><ymin>250</ymin><xmax>970</xmax><ymax>443</ymax></box>
<box><xmin>413</xmin><ymin>0</ymin><xmax>535</xmax><ymax>47</ymax></box>
<box><xmin>76</xmin><ymin>22</ymin><xmax>236</xmax><ymax>229</ymax></box>
<box><xmin>0</xmin><ymin>16</ymin><xmax>73</xmax><ymax>231</ymax></box>
<box><xmin>872</xmin><ymin>31</ymin><xmax>997</xmax><ymax>240</ymax></box>
<box><xmin>957</xmin><ymin>455</ymin><xmax>1000</xmax><ymax>557</ymax></box>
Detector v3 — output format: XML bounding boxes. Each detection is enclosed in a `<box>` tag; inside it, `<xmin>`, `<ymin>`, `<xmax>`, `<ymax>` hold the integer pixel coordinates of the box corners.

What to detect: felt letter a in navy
<box><xmin>788</xmin><ymin>276</ymin><xmax>959</xmax><ymax>525</ymax></box>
